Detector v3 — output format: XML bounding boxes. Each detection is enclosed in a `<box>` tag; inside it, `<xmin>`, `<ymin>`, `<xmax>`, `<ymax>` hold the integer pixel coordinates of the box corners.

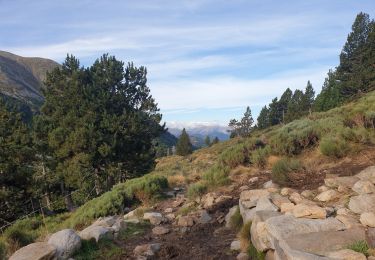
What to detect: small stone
<box><xmin>79</xmin><ymin>225</ymin><xmax>113</xmax><ymax>243</ymax></box>
<box><xmin>225</xmin><ymin>206</ymin><xmax>239</xmax><ymax>228</ymax></box>
<box><xmin>301</xmin><ymin>190</ymin><xmax>314</xmax><ymax>198</ymax></box>
<box><xmin>239</xmin><ymin>185</ymin><xmax>249</xmax><ymax>192</ymax></box>
<box><xmin>152</xmin><ymin>226</ymin><xmax>170</xmax><ymax>235</ymax></box>
<box><xmin>164</xmin><ymin>208</ymin><xmax>173</xmax><ymax>213</ymax></box>
<box><xmin>318</xmin><ymin>185</ymin><xmax>329</xmax><ymax>193</ymax></box>
<box><xmin>165</xmin><ymin>213</ymin><xmax>175</xmax><ymax>220</ymax></box>
<box><xmin>280</xmin><ymin>187</ymin><xmax>293</xmax><ymax>196</ymax></box>
<box><xmin>143</xmin><ymin>212</ymin><xmax>164</xmax><ymax>225</ymax></box>
<box><xmin>248</xmin><ymin>177</ymin><xmax>259</xmax><ymax>183</ymax></box>
<box><xmin>263</xmin><ymin>180</ymin><xmax>278</xmax><ymax>189</ymax></box>
<box><xmin>237</xmin><ymin>252</ymin><xmax>249</xmax><ymax>260</ymax></box>
<box><xmin>292</xmin><ymin>204</ymin><xmax>326</xmax><ymax>219</ymax></box>
<box><xmin>230</xmin><ymin>240</ymin><xmax>241</xmax><ymax>251</ymax></box>
<box><xmin>289</xmin><ymin>192</ymin><xmax>303</xmax><ymax>204</ymax></box>
<box><xmin>315</xmin><ymin>189</ymin><xmax>339</xmax><ymax>202</ymax></box>
<box><xmin>198</xmin><ymin>210</ymin><xmax>212</xmax><ymax>224</ymax></box>
<box><xmin>360</xmin><ymin>212</ymin><xmax>375</xmax><ymax>227</ymax></box>
<box><xmin>134</xmin><ymin>243</ymin><xmax>161</xmax><ymax>257</ymax></box>
<box><xmin>177</xmin><ymin>216</ymin><xmax>194</xmax><ymax>227</ymax></box>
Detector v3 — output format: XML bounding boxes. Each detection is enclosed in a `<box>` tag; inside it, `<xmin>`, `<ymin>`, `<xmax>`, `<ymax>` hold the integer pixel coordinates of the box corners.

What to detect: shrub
<box><xmin>65</xmin><ymin>175</ymin><xmax>168</xmax><ymax>228</ymax></box>
<box><xmin>271</xmin><ymin>158</ymin><xmax>302</xmax><ymax>185</ymax></box>
<box><xmin>187</xmin><ymin>182</ymin><xmax>207</xmax><ymax>198</ymax></box>
<box><xmin>347</xmin><ymin>240</ymin><xmax>369</xmax><ymax>256</ymax></box>
<box><xmin>219</xmin><ymin>144</ymin><xmax>247</xmax><ymax>168</ymax></box>
<box><xmin>202</xmin><ymin>164</ymin><xmax>230</xmax><ymax>187</ymax></box>
<box><xmin>319</xmin><ymin>137</ymin><xmax>349</xmax><ymax>158</ymax></box>
<box><xmin>250</xmin><ymin>146</ymin><xmax>270</xmax><ymax>168</ymax></box>
<box><xmin>248</xmin><ymin>242</ymin><xmax>265</xmax><ymax>260</ymax></box>
<box><xmin>0</xmin><ymin>239</ymin><xmax>6</xmax><ymax>260</ymax></box>
<box><xmin>229</xmin><ymin>207</ymin><xmax>243</xmax><ymax>231</ymax></box>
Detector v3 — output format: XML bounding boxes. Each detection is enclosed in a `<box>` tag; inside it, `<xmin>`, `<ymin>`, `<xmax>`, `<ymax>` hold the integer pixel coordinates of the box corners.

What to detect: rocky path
<box><xmin>121</xmin><ymin>190</ymin><xmax>240</xmax><ymax>259</ymax></box>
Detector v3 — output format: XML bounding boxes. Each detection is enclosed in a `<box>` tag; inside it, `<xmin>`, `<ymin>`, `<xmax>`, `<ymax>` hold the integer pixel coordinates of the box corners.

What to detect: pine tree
<box><xmin>204</xmin><ymin>135</ymin><xmax>211</xmax><ymax>147</ymax></box>
<box><xmin>285</xmin><ymin>89</ymin><xmax>305</xmax><ymax>122</ymax></box>
<box><xmin>228</xmin><ymin>106</ymin><xmax>254</xmax><ymax>137</ymax></box>
<box><xmin>303</xmin><ymin>81</ymin><xmax>315</xmax><ymax>114</ymax></box>
<box><xmin>257</xmin><ymin>105</ymin><xmax>270</xmax><ymax>129</ymax></box>
<box><xmin>278</xmin><ymin>88</ymin><xmax>293</xmax><ymax>123</ymax></box>
<box><xmin>36</xmin><ymin>54</ymin><xmax>164</xmax><ymax>209</ymax></box>
<box><xmin>176</xmin><ymin>128</ymin><xmax>193</xmax><ymax>156</ymax></box>
<box><xmin>0</xmin><ymin>100</ymin><xmax>35</xmax><ymax>225</ymax></box>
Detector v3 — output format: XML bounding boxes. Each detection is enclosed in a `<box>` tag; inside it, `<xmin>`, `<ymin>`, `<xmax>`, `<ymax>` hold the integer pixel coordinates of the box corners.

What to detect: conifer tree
<box><xmin>176</xmin><ymin>128</ymin><xmax>193</xmax><ymax>156</ymax></box>
<box><xmin>257</xmin><ymin>105</ymin><xmax>270</xmax><ymax>129</ymax></box>
<box><xmin>204</xmin><ymin>135</ymin><xmax>211</xmax><ymax>147</ymax></box>
<box><xmin>212</xmin><ymin>137</ymin><xmax>219</xmax><ymax>144</ymax></box>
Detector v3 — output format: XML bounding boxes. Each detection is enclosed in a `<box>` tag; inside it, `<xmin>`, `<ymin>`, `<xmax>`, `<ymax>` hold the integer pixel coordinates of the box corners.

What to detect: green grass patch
<box><xmin>117</xmin><ymin>222</ymin><xmax>151</xmax><ymax>240</ymax></box>
<box><xmin>271</xmin><ymin>158</ymin><xmax>302</xmax><ymax>185</ymax></box>
<box><xmin>247</xmin><ymin>243</ymin><xmax>265</xmax><ymax>260</ymax></box>
<box><xmin>347</xmin><ymin>240</ymin><xmax>369</xmax><ymax>256</ymax></box>
<box><xmin>250</xmin><ymin>146</ymin><xmax>270</xmax><ymax>168</ymax></box>
<box><xmin>187</xmin><ymin>182</ymin><xmax>207</xmax><ymax>199</ymax></box>
<box><xmin>74</xmin><ymin>238</ymin><xmax>123</xmax><ymax>260</ymax></box>
<box><xmin>229</xmin><ymin>207</ymin><xmax>243</xmax><ymax>232</ymax></box>
<box><xmin>320</xmin><ymin>137</ymin><xmax>350</xmax><ymax>158</ymax></box>
<box><xmin>218</xmin><ymin>144</ymin><xmax>248</xmax><ymax>168</ymax></box>
<box><xmin>202</xmin><ymin>164</ymin><xmax>230</xmax><ymax>187</ymax></box>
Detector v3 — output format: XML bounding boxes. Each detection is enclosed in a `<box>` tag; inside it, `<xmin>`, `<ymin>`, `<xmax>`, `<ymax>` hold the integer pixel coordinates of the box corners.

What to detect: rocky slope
<box><xmin>0</xmin><ymin>51</ymin><xmax>59</xmax><ymax>104</ymax></box>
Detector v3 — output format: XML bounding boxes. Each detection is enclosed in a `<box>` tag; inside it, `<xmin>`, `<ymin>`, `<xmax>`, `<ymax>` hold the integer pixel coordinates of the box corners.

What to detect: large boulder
<box><xmin>292</xmin><ymin>204</ymin><xmax>326</xmax><ymax>219</ymax></box>
<box><xmin>255</xmin><ymin>197</ymin><xmax>278</xmax><ymax>212</ymax></box>
<box><xmin>47</xmin><ymin>229</ymin><xmax>81</xmax><ymax>259</ymax></box>
<box><xmin>93</xmin><ymin>216</ymin><xmax>117</xmax><ymax>227</ymax></box>
<box><xmin>9</xmin><ymin>242</ymin><xmax>56</xmax><ymax>260</ymax></box>
<box><xmin>348</xmin><ymin>194</ymin><xmax>375</xmax><ymax>214</ymax></box>
<box><xmin>270</xmin><ymin>193</ymin><xmax>291</xmax><ymax>208</ymax></box>
<box><xmin>352</xmin><ymin>180</ymin><xmax>375</xmax><ymax>194</ymax></box>
<box><xmin>197</xmin><ymin>210</ymin><xmax>212</xmax><ymax>224</ymax></box>
<box><xmin>328</xmin><ymin>249</ymin><xmax>366</xmax><ymax>260</ymax></box>
<box><xmin>225</xmin><ymin>205</ymin><xmax>239</xmax><ymax>228</ymax></box>
<box><xmin>250</xmin><ymin>211</ymin><xmax>282</xmax><ymax>252</ymax></box>
<box><xmin>281</xmin><ymin>228</ymin><xmax>366</xmax><ymax>258</ymax></box>
<box><xmin>143</xmin><ymin>212</ymin><xmax>164</xmax><ymax>225</ymax></box>
<box><xmin>239</xmin><ymin>189</ymin><xmax>272</xmax><ymax>223</ymax></box>
<box><xmin>324</xmin><ymin>176</ymin><xmax>359</xmax><ymax>189</ymax></box>
<box><xmin>79</xmin><ymin>225</ymin><xmax>113</xmax><ymax>242</ymax></box>
<box><xmin>360</xmin><ymin>212</ymin><xmax>375</xmax><ymax>227</ymax></box>
<box><xmin>356</xmin><ymin>166</ymin><xmax>375</xmax><ymax>183</ymax></box>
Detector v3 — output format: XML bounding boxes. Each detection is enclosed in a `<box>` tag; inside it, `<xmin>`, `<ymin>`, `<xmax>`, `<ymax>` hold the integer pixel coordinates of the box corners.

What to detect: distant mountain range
<box><xmin>0</xmin><ymin>51</ymin><xmax>59</xmax><ymax>106</ymax></box>
<box><xmin>167</xmin><ymin>122</ymin><xmax>230</xmax><ymax>147</ymax></box>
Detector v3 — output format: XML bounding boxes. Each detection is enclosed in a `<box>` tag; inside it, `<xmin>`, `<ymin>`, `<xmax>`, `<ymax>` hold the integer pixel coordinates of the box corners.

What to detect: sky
<box><xmin>0</xmin><ymin>0</ymin><xmax>374</xmax><ymax>127</ymax></box>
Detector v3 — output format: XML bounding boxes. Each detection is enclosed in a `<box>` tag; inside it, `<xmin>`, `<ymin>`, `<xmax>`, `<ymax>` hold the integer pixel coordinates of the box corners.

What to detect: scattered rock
<box><xmin>270</xmin><ymin>193</ymin><xmax>291</xmax><ymax>208</ymax></box>
<box><xmin>318</xmin><ymin>185</ymin><xmax>329</xmax><ymax>193</ymax></box>
<box><xmin>215</xmin><ymin>195</ymin><xmax>233</xmax><ymax>204</ymax></box>
<box><xmin>177</xmin><ymin>216</ymin><xmax>194</xmax><ymax>227</ymax></box>
<box><xmin>225</xmin><ymin>205</ymin><xmax>239</xmax><ymax>228</ymax></box>
<box><xmin>263</xmin><ymin>180</ymin><xmax>278</xmax><ymax>189</ymax></box>
<box><xmin>289</xmin><ymin>192</ymin><xmax>303</xmax><ymax>204</ymax></box>
<box><xmin>143</xmin><ymin>212</ymin><xmax>164</xmax><ymax>225</ymax></box>
<box><xmin>230</xmin><ymin>240</ymin><xmax>241</xmax><ymax>251</ymax></box>
<box><xmin>315</xmin><ymin>189</ymin><xmax>339</xmax><ymax>202</ymax></box>
<box><xmin>360</xmin><ymin>212</ymin><xmax>375</xmax><ymax>227</ymax></box>
<box><xmin>280</xmin><ymin>187</ymin><xmax>293</xmax><ymax>196</ymax></box>
<box><xmin>366</xmin><ymin>228</ymin><xmax>375</xmax><ymax>247</ymax></box>
<box><xmin>93</xmin><ymin>216</ymin><xmax>117</xmax><ymax>227</ymax></box>
<box><xmin>198</xmin><ymin>210</ymin><xmax>212</xmax><ymax>224</ymax></box>
<box><xmin>352</xmin><ymin>180</ymin><xmax>375</xmax><ymax>194</ymax></box>
<box><xmin>237</xmin><ymin>252</ymin><xmax>249</xmax><ymax>260</ymax></box>
<box><xmin>301</xmin><ymin>190</ymin><xmax>314</xmax><ymax>198</ymax></box>
<box><xmin>328</xmin><ymin>249</ymin><xmax>366</xmax><ymax>260</ymax></box>
<box><xmin>292</xmin><ymin>204</ymin><xmax>326</xmax><ymax>219</ymax></box>
<box><xmin>335</xmin><ymin>215</ymin><xmax>361</xmax><ymax>229</ymax></box>
<box><xmin>111</xmin><ymin>218</ymin><xmax>127</xmax><ymax>233</ymax></box>
<box><xmin>325</xmin><ymin>176</ymin><xmax>359</xmax><ymax>189</ymax></box>
<box><xmin>152</xmin><ymin>226</ymin><xmax>170</xmax><ymax>235</ymax></box>
<box><xmin>164</xmin><ymin>208</ymin><xmax>173</xmax><ymax>213</ymax></box>
<box><xmin>165</xmin><ymin>213</ymin><xmax>176</xmax><ymax>220</ymax></box>
<box><xmin>239</xmin><ymin>185</ymin><xmax>250</xmax><ymax>192</ymax></box>
<box><xmin>133</xmin><ymin>243</ymin><xmax>161</xmax><ymax>258</ymax></box>
<box><xmin>248</xmin><ymin>177</ymin><xmax>259</xmax><ymax>183</ymax></box>
<box><xmin>124</xmin><ymin>209</ymin><xmax>139</xmax><ymax>220</ymax></box>
<box><xmin>255</xmin><ymin>196</ymin><xmax>278</xmax><ymax>212</ymax></box>
<box><xmin>9</xmin><ymin>242</ymin><xmax>57</xmax><ymax>260</ymax></box>
<box><xmin>124</xmin><ymin>218</ymin><xmax>140</xmax><ymax>224</ymax></box>
<box><xmin>357</xmin><ymin>166</ymin><xmax>375</xmax><ymax>183</ymax></box>
<box><xmin>280</xmin><ymin>203</ymin><xmax>295</xmax><ymax>213</ymax></box>
<box><xmin>201</xmin><ymin>192</ymin><xmax>217</xmax><ymax>208</ymax></box>
<box><xmin>48</xmin><ymin>229</ymin><xmax>81</xmax><ymax>260</ymax></box>
<box><xmin>79</xmin><ymin>225</ymin><xmax>113</xmax><ymax>242</ymax></box>
<box><xmin>348</xmin><ymin>194</ymin><xmax>375</xmax><ymax>214</ymax></box>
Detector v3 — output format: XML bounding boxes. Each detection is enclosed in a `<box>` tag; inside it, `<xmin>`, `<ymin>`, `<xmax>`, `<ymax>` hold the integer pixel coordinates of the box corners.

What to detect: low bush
<box><xmin>347</xmin><ymin>240</ymin><xmax>369</xmax><ymax>256</ymax></box>
<box><xmin>229</xmin><ymin>207</ymin><xmax>243</xmax><ymax>231</ymax></box>
<box><xmin>319</xmin><ymin>137</ymin><xmax>349</xmax><ymax>158</ymax></box>
<box><xmin>202</xmin><ymin>164</ymin><xmax>230</xmax><ymax>187</ymax></box>
<box><xmin>187</xmin><ymin>182</ymin><xmax>207</xmax><ymax>198</ymax></box>
<box><xmin>271</xmin><ymin>158</ymin><xmax>302</xmax><ymax>185</ymax></box>
<box><xmin>250</xmin><ymin>146</ymin><xmax>270</xmax><ymax>168</ymax></box>
<box><xmin>65</xmin><ymin>175</ymin><xmax>168</xmax><ymax>228</ymax></box>
<box><xmin>218</xmin><ymin>144</ymin><xmax>247</xmax><ymax>168</ymax></box>
<box><xmin>0</xmin><ymin>239</ymin><xmax>6</xmax><ymax>259</ymax></box>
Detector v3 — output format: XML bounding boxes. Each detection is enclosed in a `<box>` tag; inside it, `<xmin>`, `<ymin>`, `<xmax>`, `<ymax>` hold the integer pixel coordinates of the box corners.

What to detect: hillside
<box><xmin>0</xmin><ymin>51</ymin><xmax>59</xmax><ymax>105</ymax></box>
<box><xmin>2</xmin><ymin>90</ymin><xmax>375</xmax><ymax>259</ymax></box>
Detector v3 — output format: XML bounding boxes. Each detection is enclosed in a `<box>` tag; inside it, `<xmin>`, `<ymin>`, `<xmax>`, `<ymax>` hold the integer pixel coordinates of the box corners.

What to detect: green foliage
<box><xmin>118</xmin><ymin>222</ymin><xmax>150</xmax><ymax>240</ymax></box>
<box><xmin>176</xmin><ymin>128</ymin><xmax>193</xmax><ymax>156</ymax></box>
<box><xmin>202</xmin><ymin>164</ymin><xmax>230</xmax><ymax>187</ymax></box>
<box><xmin>187</xmin><ymin>182</ymin><xmax>207</xmax><ymax>198</ymax></box>
<box><xmin>218</xmin><ymin>144</ymin><xmax>247</xmax><ymax>168</ymax></box>
<box><xmin>320</xmin><ymin>137</ymin><xmax>350</xmax><ymax>158</ymax></box>
<box><xmin>0</xmin><ymin>239</ymin><xmax>5</xmax><ymax>260</ymax></box>
<box><xmin>74</xmin><ymin>238</ymin><xmax>123</xmax><ymax>260</ymax></box>
<box><xmin>65</xmin><ymin>175</ymin><xmax>168</xmax><ymax>228</ymax></box>
<box><xmin>347</xmin><ymin>240</ymin><xmax>369</xmax><ymax>256</ymax></box>
<box><xmin>250</xmin><ymin>147</ymin><xmax>270</xmax><ymax>168</ymax></box>
<box><xmin>228</xmin><ymin>106</ymin><xmax>254</xmax><ymax>137</ymax></box>
<box><xmin>229</xmin><ymin>207</ymin><xmax>243</xmax><ymax>232</ymax></box>
<box><xmin>271</xmin><ymin>158</ymin><xmax>302</xmax><ymax>185</ymax></box>
<box><xmin>247</xmin><ymin>243</ymin><xmax>265</xmax><ymax>260</ymax></box>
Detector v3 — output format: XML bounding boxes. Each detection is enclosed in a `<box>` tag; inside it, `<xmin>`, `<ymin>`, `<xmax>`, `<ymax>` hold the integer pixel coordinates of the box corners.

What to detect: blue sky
<box><xmin>0</xmin><ymin>0</ymin><xmax>374</xmax><ymax>127</ymax></box>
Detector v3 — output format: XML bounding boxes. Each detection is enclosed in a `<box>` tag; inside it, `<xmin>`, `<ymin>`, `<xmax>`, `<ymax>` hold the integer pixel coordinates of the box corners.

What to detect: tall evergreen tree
<box><xmin>36</xmin><ymin>54</ymin><xmax>164</xmax><ymax>209</ymax></box>
<box><xmin>0</xmin><ymin>100</ymin><xmax>35</xmax><ymax>225</ymax></box>
<box><xmin>204</xmin><ymin>135</ymin><xmax>211</xmax><ymax>147</ymax></box>
<box><xmin>228</xmin><ymin>106</ymin><xmax>254</xmax><ymax>137</ymax></box>
<box><xmin>176</xmin><ymin>128</ymin><xmax>193</xmax><ymax>156</ymax></box>
<box><xmin>303</xmin><ymin>81</ymin><xmax>315</xmax><ymax>114</ymax></box>
<box><xmin>285</xmin><ymin>89</ymin><xmax>305</xmax><ymax>122</ymax></box>
<box><xmin>257</xmin><ymin>105</ymin><xmax>270</xmax><ymax>129</ymax></box>
<box><xmin>314</xmin><ymin>70</ymin><xmax>343</xmax><ymax>112</ymax></box>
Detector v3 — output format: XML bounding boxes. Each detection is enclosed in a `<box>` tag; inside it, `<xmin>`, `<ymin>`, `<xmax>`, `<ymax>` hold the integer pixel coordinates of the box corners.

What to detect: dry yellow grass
<box><xmin>167</xmin><ymin>174</ymin><xmax>186</xmax><ymax>186</ymax></box>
